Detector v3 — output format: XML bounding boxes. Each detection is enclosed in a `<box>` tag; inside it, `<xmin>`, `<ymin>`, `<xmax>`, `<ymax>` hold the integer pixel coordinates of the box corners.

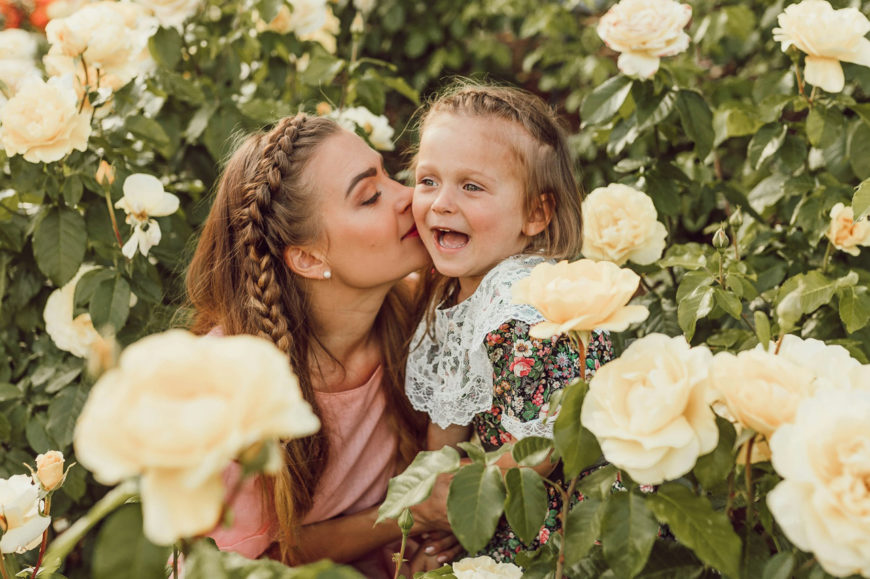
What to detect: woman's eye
<box><xmin>361</xmin><ymin>191</ymin><xmax>382</xmax><ymax>206</ymax></box>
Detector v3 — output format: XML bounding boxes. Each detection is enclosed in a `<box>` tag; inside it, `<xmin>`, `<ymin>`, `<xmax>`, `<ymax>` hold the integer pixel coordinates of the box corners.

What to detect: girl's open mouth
<box><xmin>435</xmin><ymin>228</ymin><xmax>469</xmax><ymax>249</ymax></box>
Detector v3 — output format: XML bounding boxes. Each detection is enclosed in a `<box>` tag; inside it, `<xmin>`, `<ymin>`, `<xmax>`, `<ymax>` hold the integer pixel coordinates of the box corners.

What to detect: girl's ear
<box><xmin>283</xmin><ymin>246</ymin><xmax>329</xmax><ymax>280</ymax></box>
<box><xmin>522</xmin><ymin>193</ymin><xmax>554</xmax><ymax>237</ymax></box>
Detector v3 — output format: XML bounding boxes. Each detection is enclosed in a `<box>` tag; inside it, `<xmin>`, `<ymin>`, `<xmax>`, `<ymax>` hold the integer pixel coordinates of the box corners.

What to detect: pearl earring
<box><xmin>323</xmin><ymin>270</ymin><xmax>332</xmax><ymax>280</ymax></box>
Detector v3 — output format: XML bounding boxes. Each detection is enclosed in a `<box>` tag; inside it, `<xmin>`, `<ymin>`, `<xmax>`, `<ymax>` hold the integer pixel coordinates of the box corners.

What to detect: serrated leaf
<box><xmin>504</xmin><ymin>468</ymin><xmax>548</xmax><ymax>545</ymax></box>
<box><xmin>675</xmin><ymin>90</ymin><xmax>714</xmax><ymax>160</ymax></box>
<box><xmin>645</xmin><ymin>483</ymin><xmax>742</xmax><ymax>579</ymax></box>
<box><xmin>677</xmin><ymin>285</ymin><xmax>715</xmax><ymax>342</ymax></box>
<box><xmin>89</xmin><ymin>275</ymin><xmax>131</xmax><ymax>331</ymax></box>
<box><xmin>512</xmin><ymin>436</ymin><xmax>553</xmax><ymax>467</ymax></box>
<box><xmin>33</xmin><ymin>206</ymin><xmax>87</xmax><ymax>287</ymax></box>
<box><xmin>564</xmin><ymin>497</ymin><xmax>605</xmax><ymax>567</ymax></box>
<box><xmin>636</xmin><ymin>89</ymin><xmax>677</xmax><ymax>132</ymax></box>
<box><xmin>797</xmin><ymin>270</ymin><xmax>835</xmax><ymax>315</ymax></box>
<box><xmin>447</xmin><ymin>463</ymin><xmax>506</xmax><ymax>554</ymax></box>
<box><xmin>377</xmin><ymin>447</ymin><xmax>460</xmax><ymax>523</ymax></box>
<box><xmin>601</xmin><ymin>492</ymin><xmax>658</xmax><ymax>579</ymax></box>
<box><xmin>580</xmin><ymin>76</ymin><xmax>633</xmax><ymax>127</ymax></box>
<box><xmin>93</xmin><ymin>505</ymin><xmax>171</xmax><ymax>579</ymax></box>
<box><xmin>747</xmin><ymin>123</ymin><xmax>787</xmax><ymax>169</ymax></box>
<box><xmin>837</xmin><ymin>286</ymin><xmax>870</xmax><ymax>333</ymax></box>
<box><xmin>714</xmin><ymin>288</ymin><xmax>743</xmax><ymax>320</ymax></box>
<box><xmin>553</xmin><ymin>380</ymin><xmax>601</xmax><ymax>479</ymax></box>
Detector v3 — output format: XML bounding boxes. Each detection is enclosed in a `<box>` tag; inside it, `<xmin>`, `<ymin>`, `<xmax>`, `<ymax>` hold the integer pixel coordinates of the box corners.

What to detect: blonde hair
<box><xmin>186</xmin><ymin>114</ymin><xmax>426</xmax><ymax>564</ymax></box>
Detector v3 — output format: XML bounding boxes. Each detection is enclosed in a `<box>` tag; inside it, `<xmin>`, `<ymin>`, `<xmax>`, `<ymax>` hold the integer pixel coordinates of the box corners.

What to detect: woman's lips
<box><xmin>402</xmin><ymin>224</ymin><xmax>420</xmax><ymax>239</ymax></box>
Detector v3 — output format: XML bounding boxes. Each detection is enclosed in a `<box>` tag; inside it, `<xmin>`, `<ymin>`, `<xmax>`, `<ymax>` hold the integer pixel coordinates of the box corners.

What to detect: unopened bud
<box><xmin>712</xmin><ymin>228</ymin><xmax>730</xmax><ymax>250</ymax></box>
<box><xmin>316</xmin><ymin>101</ymin><xmax>333</xmax><ymax>116</ymax></box>
<box><xmin>36</xmin><ymin>450</ymin><xmax>65</xmax><ymax>491</ymax></box>
<box><xmin>96</xmin><ymin>160</ymin><xmax>115</xmax><ymax>187</ymax></box>
<box><xmin>397</xmin><ymin>508</ymin><xmax>414</xmax><ymax>534</ymax></box>
<box><xmin>728</xmin><ymin>210</ymin><xmax>743</xmax><ymax>228</ymax></box>
<box><xmin>351</xmin><ymin>12</ymin><xmax>365</xmax><ymax>35</ymax></box>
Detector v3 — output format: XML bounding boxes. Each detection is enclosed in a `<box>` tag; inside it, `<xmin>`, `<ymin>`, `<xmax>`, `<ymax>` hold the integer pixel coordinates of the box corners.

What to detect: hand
<box><xmin>408</xmin><ymin>531</ymin><xmax>463</xmax><ymax>573</ymax></box>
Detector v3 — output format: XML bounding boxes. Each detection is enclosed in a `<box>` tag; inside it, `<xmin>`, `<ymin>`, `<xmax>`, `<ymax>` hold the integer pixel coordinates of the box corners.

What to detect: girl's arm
<box><xmin>426</xmin><ymin>422</ymin><xmax>471</xmax><ymax>451</ymax></box>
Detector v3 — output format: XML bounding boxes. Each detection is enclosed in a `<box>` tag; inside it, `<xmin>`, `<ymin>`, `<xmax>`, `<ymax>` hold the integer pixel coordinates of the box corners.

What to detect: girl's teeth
<box><xmin>437</xmin><ymin>230</ymin><xmax>469</xmax><ymax>249</ymax></box>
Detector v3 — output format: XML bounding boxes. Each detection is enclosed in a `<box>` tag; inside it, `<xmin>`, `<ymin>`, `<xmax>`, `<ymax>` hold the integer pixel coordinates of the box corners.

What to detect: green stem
<box><xmin>39</xmin><ymin>480</ymin><xmax>138</xmax><ymax>575</ymax></box>
<box><xmin>554</xmin><ymin>476</ymin><xmax>578</xmax><ymax>579</ymax></box>
<box><xmin>0</xmin><ymin>550</ymin><xmax>10</xmax><ymax>579</ymax></box>
<box><xmin>392</xmin><ymin>531</ymin><xmax>408</xmax><ymax>579</ymax></box>
<box><xmin>172</xmin><ymin>545</ymin><xmax>179</xmax><ymax>579</ymax></box>
<box><xmin>821</xmin><ymin>240</ymin><xmax>833</xmax><ymax>273</ymax></box>
<box><xmin>744</xmin><ymin>437</ymin><xmax>755</xmax><ymax>533</ymax></box>
<box><xmin>718</xmin><ymin>251</ymin><xmax>725</xmax><ymax>288</ymax></box>
<box><xmin>31</xmin><ymin>495</ymin><xmax>52</xmax><ymax>579</ymax></box>
<box><xmin>103</xmin><ymin>185</ymin><xmax>125</xmax><ymax>251</ymax></box>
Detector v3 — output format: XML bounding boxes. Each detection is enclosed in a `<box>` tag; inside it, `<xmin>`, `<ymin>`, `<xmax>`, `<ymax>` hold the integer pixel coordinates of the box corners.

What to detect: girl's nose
<box><xmin>430</xmin><ymin>187</ymin><xmax>455</xmax><ymax>214</ymax></box>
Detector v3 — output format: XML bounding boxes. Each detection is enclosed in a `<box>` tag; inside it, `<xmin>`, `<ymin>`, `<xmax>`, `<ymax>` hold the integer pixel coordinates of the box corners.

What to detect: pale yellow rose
<box><xmin>580</xmin><ymin>334</ymin><xmax>718</xmax><ymax>485</ymax></box>
<box><xmin>0</xmin><ymin>29</ymin><xmax>40</xmax><ymax>60</ymax></box>
<box><xmin>299</xmin><ymin>6</ymin><xmax>339</xmax><ymax>54</ymax></box>
<box><xmin>352</xmin><ymin>0</ymin><xmax>375</xmax><ymax>16</ymax></box>
<box><xmin>596</xmin><ymin>0</ymin><xmax>692</xmax><ymax>79</ymax></box>
<box><xmin>0</xmin><ymin>59</ymin><xmax>43</xmax><ymax>106</ymax></box>
<box><xmin>330</xmin><ymin>106</ymin><xmax>395</xmax><ymax>151</ymax></box>
<box><xmin>285</xmin><ymin>0</ymin><xmax>329</xmax><ymax>36</ymax></box>
<box><xmin>43</xmin><ymin>264</ymin><xmax>104</xmax><ymax>357</ymax></box>
<box><xmin>73</xmin><ymin>329</ymin><xmax>320</xmax><ymax>545</ymax></box>
<box><xmin>760</xmin><ymin>334</ymin><xmax>862</xmax><ymax>391</ymax></box>
<box><xmin>511</xmin><ymin>259</ymin><xmax>648</xmax><ymax>341</ymax></box>
<box><xmin>0</xmin><ymin>75</ymin><xmax>91</xmax><ymax>164</ymax></box>
<box><xmin>35</xmin><ymin>451</ymin><xmax>66</xmax><ymax>491</ymax></box>
<box><xmin>132</xmin><ymin>0</ymin><xmax>203</xmax><ymax>29</ymax></box>
<box><xmin>453</xmin><ymin>556</ymin><xmax>524</xmax><ymax>579</ymax></box>
<box><xmin>767</xmin><ymin>389</ymin><xmax>870</xmax><ymax>577</ymax></box>
<box><xmin>710</xmin><ymin>349</ymin><xmax>815</xmax><ymax>438</ymax></box>
<box><xmin>773</xmin><ymin>0</ymin><xmax>870</xmax><ymax>93</ymax></box>
<box><xmin>581</xmin><ymin>183</ymin><xmax>667</xmax><ymax>265</ymax></box>
<box><xmin>0</xmin><ymin>475</ymin><xmax>51</xmax><ymax>554</ymax></box>
<box><xmin>825</xmin><ymin>202</ymin><xmax>870</xmax><ymax>256</ymax></box>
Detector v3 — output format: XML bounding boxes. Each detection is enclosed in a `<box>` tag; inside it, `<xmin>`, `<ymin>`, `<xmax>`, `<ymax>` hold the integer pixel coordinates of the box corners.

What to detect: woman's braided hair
<box><xmin>187</xmin><ymin>113</ymin><xmax>426</xmax><ymax>564</ymax></box>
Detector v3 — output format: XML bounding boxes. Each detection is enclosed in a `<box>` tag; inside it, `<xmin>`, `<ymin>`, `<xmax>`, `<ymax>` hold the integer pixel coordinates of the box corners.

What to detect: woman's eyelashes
<box><xmin>361</xmin><ymin>190</ymin><xmax>382</xmax><ymax>206</ymax></box>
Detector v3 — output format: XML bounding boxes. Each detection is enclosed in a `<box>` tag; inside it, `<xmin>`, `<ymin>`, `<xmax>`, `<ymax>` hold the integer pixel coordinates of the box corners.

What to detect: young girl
<box><xmin>405</xmin><ymin>83</ymin><xmax>615</xmax><ymax>562</ymax></box>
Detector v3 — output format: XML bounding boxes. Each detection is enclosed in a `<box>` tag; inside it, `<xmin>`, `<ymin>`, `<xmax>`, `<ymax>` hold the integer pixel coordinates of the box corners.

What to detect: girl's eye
<box><xmin>419</xmin><ymin>177</ymin><xmax>436</xmax><ymax>187</ymax></box>
<box><xmin>361</xmin><ymin>191</ymin><xmax>381</xmax><ymax>206</ymax></box>
<box><xmin>463</xmin><ymin>183</ymin><xmax>482</xmax><ymax>192</ymax></box>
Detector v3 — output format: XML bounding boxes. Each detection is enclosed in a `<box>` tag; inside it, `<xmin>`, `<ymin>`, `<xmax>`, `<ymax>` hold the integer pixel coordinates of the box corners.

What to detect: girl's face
<box><xmin>307</xmin><ymin>129</ymin><xmax>428</xmax><ymax>288</ymax></box>
<box><xmin>413</xmin><ymin>113</ymin><xmax>539</xmax><ymax>301</ymax></box>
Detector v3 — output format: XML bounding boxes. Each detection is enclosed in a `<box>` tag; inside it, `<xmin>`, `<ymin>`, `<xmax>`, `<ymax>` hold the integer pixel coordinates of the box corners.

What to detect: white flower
<box><xmin>261</xmin><ymin>0</ymin><xmax>329</xmax><ymax>37</ymax></box>
<box><xmin>299</xmin><ymin>6</ymin><xmax>339</xmax><ymax>53</ymax></box>
<box><xmin>773</xmin><ymin>0</ymin><xmax>870</xmax><ymax>93</ymax></box>
<box><xmin>330</xmin><ymin>106</ymin><xmax>396</xmax><ymax>151</ymax></box>
<box><xmin>132</xmin><ymin>0</ymin><xmax>203</xmax><ymax>29</ymax></box>
<box><xmin>0</xmin><ymin>75</ymin><xmax>91</xmax><ymax>164</ymax></box>
<box><xmin>452</xmin><ymin>555</ymin><xmax>524</xmax><ymax>579</ymax></box>
<box><xmin>115</xmin><ymin>173</ymin><xmax>180</xmax><ymax>259</ymax></box>
<box><xmin>0</xmin><ymin>475</ymin><xmax>51</xmax><ymax>554</ymax></box>
<box><xmin>0</xmin><ymin>59</ymin><xmax>43</xmax><ymax>106</ymax></box>
<box><xmin>43</xmin><ymin>264</ymin><xmax>104</xmax><ymax>358</ymax></box>
<box><xmin>767</xmin><ymin>389</ymin><xmax>870</xmax><ymax>577</ymax></box>
<box><xmin>73</xmin><ymin>329</ymin><xmax>321</xmax><ymax>545</ymax></box>
<box><xmin>0</xmin><ymin>29</ymin><xmax>40</xmax><ymax>60</ymax></box>
<box><xmin>581</xmin><ymin>183</ymin><xmax>668</xmax><ymax>266</ymax></box>
<box><xmin>596</xmin><ymin>0</ymin><xmax>692</xmax><ymax>79</ymax></box>
<box><xmin>581</xmin><ymin>334</ymin><xmax>718</xmax><ymax>485</ymax></box>
<box><xmin>826</xmin><ymin>202</ymin><xmax>870</xmax><ymax>256</ymax></box>
<box><xmin>759</xmin><ymin>334</ymin><xmax>862</xmax><ymax>392</ymax></box>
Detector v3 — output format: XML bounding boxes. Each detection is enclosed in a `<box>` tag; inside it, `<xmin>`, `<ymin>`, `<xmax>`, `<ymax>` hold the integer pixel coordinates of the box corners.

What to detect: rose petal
<box><xmin>804</xmin><ymin>56</ymin><xmax>845</xmax><ymax>93</ymax></box>
<box><xmin>617</xmin><ymin>52</ymin><xmax>661</xmax><ymax>79</ymax></box>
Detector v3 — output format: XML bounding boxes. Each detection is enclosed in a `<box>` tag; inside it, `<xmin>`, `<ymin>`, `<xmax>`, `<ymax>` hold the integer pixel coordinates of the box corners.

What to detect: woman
<box><xmin>186</xmin><ymin>113</ymin><xmax>457</xmax><ymax>575</ymax></box>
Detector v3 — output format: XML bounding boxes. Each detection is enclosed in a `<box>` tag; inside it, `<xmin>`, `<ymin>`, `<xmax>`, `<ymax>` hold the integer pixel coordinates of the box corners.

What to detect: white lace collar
<box><xmin>405</xmin><ymin>254</ymin><xmax>550</xmax><ymax>431</ymax></box>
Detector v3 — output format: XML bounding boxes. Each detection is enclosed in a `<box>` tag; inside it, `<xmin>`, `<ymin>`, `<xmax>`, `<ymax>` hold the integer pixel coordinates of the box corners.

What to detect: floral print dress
<box><xmin>471</xmin><ymin>323</ymin><xmax>614</xmax><ymax>563</ymax></box>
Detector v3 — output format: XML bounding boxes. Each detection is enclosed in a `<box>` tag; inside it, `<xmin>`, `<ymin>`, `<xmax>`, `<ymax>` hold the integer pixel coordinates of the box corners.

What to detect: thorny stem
<box><xmin>31</xmin><ymin>495</ymin><xmax>52</xmax><ymax>579</ymax></box>
<box><xmin>554</xmin><ymin>476</ymin><xmax>579</xmax><ymax>579</ymax></box>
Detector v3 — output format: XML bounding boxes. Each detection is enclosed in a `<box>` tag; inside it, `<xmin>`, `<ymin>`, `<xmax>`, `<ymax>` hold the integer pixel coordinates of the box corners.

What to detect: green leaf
<box><xmin>601</xmin><ymin>491</ymin><xmax>658</xmax><ymax>579</ymax></box>
<box><xmin>848</xmin><ymin>120</ymin><xmax>870</xmax><ymax>180</ymax></box>
<box><xmin>93</xmin><ymin>504</ymin><xmax>171</xmax><ymax>579</ymax></box>
<box><xmin>762</xmin><ymin>552</ymin><xmax>795</xmax><ymax>579</ymax></box>
<box><xmin>646</xmin><ymin>483</ymin><xmax>742</xmax><ymax>579</ymax></box>
<box><xmin>377</xmin><ymin>447</ymin><xmax>460</xmax><ymax>524</ymax></box>
<box><xmin>754</xmin><ymin>311</ymin><xmax>771</xmax><ymax>348</ymax></box>
<box><xmin>636</xmin><ymin>89</ymin><xmax>677</xmax><ymax>132</ymax></box>
<box><xmin>837</xmin><ymin>286</ymin><xmax>870</xmax><ymax>333</ymax></box>
<box><xmin>677</xmin><ymin>284</ymin><xmax>715</xmax><ymax>342</ymax></box>
<box><xmin>25</xmin><ymin>413</ymin><xmax>57</xmax><ymax>455</ymax></box>
<box><xmin>457</xmin><ymin>441</ymin><xmax>486</xmax><ymax>463</ymax></box>
<box><xmin>675</xmin><ymin>90</ymin><xmax>714</xmax><ymax>160</ymax></box>
<box><xmin>512</xmin><ymin>436</ymin><xmax>552</xmax><ymax>467</ymax></box>
<box><xmin>564</xmin><ymin>497</ymin><xmax>605</xmax><ymax>567</ymax></box>
<box><xmin>447</xmin><ymin>463</ymin><xmax>506</xmax><ymax>554</ymax></box>
<box><xmin>160</xmin><ymin>71</ymin><xmax>206</xmax><ymax>105</ymax></box>
<box><xmin>714</xmin><ymin>288</ymin><xmax>743</xmax><ymax>320</ymax></box>
<box><xmin>125</xmin><ymin>116</ymin><xmax>170</xmax><ymax>148</ymax></box>
<box><xmin>577</xmin><ymin>464</ymin><xmax>619</xmax><ymax>500</ymax></box>
<box><xmin>659</xmin><ymin>244</ymin><xmax>708</xmax><ymax>270</ymax></box>
<box><xmin>553</xmin><ymin>380</ymin><xmax>602</xmax><ymax>479</ymax></box>
<box><xmin>89</xmin><ymin>275</ymin><xmax>131</xmax><ymax>331</ymax></box>
<box><xmin>503</xmin><ymin>467</ymin><xmax>548</xmax><ymax>545</ymax></box>
<box><xmin>0</xmin><ymin>382</ymin><xmax>22</xmax><ymax>402</ymax></box>
<box><xmin>853</xmin><ymin>178</ymin><xmax>870</xmax><ymax>220</ymax></box>
<box><xmin>797</xmin><ymin>270</ymin><xmax>836</xmax><ymax>315</ymax></box>
<box><xmin>693</xmin><ymin>416</ymin><xmax>737</xmax><ymax>490</ymax></box>
<box><xmin>580</xmin><ymin>76</ymin><xmax>633</xmax><ymax>127</ymax></box>
<box><xmin>807</xmin><ymin>106</ymin><xmax>844</xmax><ymax>149</ymax></box>
<box><xmin>33</xmin><ymin>206</ymin><xmax>87</xmax><ymax>287</ymax></box>
<box><xmin>62</xmin><ymin>175</ymin><xmax>84</xmax><ymax>207</ymax></box>
<box><xmin>47</xmin><ymin>383</ymin><xmax>89</xmax><ymax>450</ymax></box>
<box><xmin>747</xmin><ymin>123</ymin><xmax>787</xmax><ymax>169</ymax></box>
<box><xmin>149</xmin><ymin>27</ymin><xmax>182</xmax><ymax>69</ymax></box>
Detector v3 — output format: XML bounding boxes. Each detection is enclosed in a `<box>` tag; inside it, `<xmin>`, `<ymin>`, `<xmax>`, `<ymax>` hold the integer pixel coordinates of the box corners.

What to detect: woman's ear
<box><xmin>522</xmin><ymin>193</ymin><xmax>554</xmax><ymax>237</ymax></box>
<box><xmin>283</xmin><ymin>246</ymin><xmax>329</xmax><ymax>280</ymax></box>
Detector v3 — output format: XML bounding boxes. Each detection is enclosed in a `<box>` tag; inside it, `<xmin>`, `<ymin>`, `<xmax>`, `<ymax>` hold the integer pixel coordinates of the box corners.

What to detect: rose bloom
<box><xmin>73</xmin><ymin>329</ymin><xmax>320</xmax><ymax>545</ymax></box>
<box><xmin>596</xmin><ymin>0</ymin><xmax>692</xmax><ymax>79</ymax></box>
<box><xmin>132</xmin><ymin>0</ymin><xmax>202</xmax><ymax>29</ymax></box>
<box><xmin>581</xmin><ymin>183</ymin><xmax>667</xmax><ymax>266</ymax></box>
<box><xmin>330</xmin><ymin>106</ymin><xmax>396</xmax><ymax>151</ymax></box>
<box><xmin>581</xmin><ymin>334</ymin><xmax>718</xmax><ymax>485</ymax></box>
<box><xmin>0</xmin><ymin>59</ymin><xmax>42</xmax><ymax>107</ymax></box>
<box><xmin>115</xmin><ymin>173</ymin><xmax>181</xmax><ymax>259</ymax></box>
<box><xmin>710</xmin><ymin>349</ymin><xmax>815</xmax><ymax>439</ymax></box>
<box><xmin>452</xmin><ymin>556</ymin><xmax>523</xmax><ymax>579</ymax></box>
<box><xmin>773</xmin><ymin>0</ymin><xmax>870</xmax><ymax>93</ymax></box>
<box><xmin>0</xmin><ymin>475</ymin><xmax>50</xmax><ymax>554</ymax></box>
<box><xmin>43</xmin><ymin>264</ymin><xmax>104</xmax><ymax>357</ymax></box>
<box><xmin>512</xmin><ymin>259</ymin><xmax>648</xmax><ymax>342</ymax></box>
<box><xmin>44</xmin><ymin>2</ymin><xmax>156</xmax><ymax>92</ymax></box>
<box><xmin>35</xmin><ymin>451</ymin><xmax>66</xmax><ymax>491</ymax></box>
<box><xmin>0</xmin><ymin>29</ymin><xmax>40</xmax><ymax>59</ymax></box>
<box><xmin>761</xmin><ymin>334</ymin><xmax>862</xmax><ymax>392</ymax></box>
<box><xmin>0</xmin><ymin>75</ymin><xmax>91</xmax><ymax>164</ymax></box>
<box><xmin>826</xmin><ymin>202</ymin><xmax>870</xmax><ymax>256</ymax></box>
<box><xmin>767</xmin><ymin>389</ymin><xmax>870</xmax><ymax>577</ymax></box>
<box><xmin>298</xmin><ymin>5</ymin><xmax>339</xmax><ymax>54</ymax></box>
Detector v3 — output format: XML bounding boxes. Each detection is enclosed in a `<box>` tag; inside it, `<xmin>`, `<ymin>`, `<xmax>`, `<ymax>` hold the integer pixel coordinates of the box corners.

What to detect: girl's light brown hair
<box><xmin>186</xmin><ymin>113</ymin><xmax>426</xmax><ymax>564</ymax></box>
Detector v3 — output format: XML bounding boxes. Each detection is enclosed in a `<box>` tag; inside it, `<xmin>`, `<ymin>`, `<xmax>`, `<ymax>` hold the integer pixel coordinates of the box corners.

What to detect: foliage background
<box><xmin>1</xmin><ymin>0</ymin><xmax>869</xmax><ymax>576</ymax></box>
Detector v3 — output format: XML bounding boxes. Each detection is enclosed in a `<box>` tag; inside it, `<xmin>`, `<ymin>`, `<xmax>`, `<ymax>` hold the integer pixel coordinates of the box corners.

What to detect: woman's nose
<box><xmin>394</xmin><ymin>182</ymin><xmax>413</xmax><ymax>213</ymax></box>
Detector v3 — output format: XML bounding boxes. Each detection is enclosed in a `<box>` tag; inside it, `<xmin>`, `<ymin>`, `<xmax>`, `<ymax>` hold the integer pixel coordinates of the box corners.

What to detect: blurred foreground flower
<box><xmin>767</xmin><ymin>389</ymin><xmax>870</xmax><ymax>578</ymax></box>
<box><xmin>0</xmin><ymin>475</ymin><xmax>50</xmax><ymax>554</ymax></box>
<box><xmin>0</xmin><ymin>29</ymin><xmax>42</xmax><ymax>107</ymax></box>
<box><xmin>73</xmin><ymin>329</ymin><xmax>320</xmax><ymax>545</ymax></box>
<box><xmin>452</xmin><ymin>555</ymin><xmax>523</xmax><ymax>579</ymax></box>
<box><xmin>580</xmin><ymin>334</ymin><xmax>718</xmax><ymax>485</ymax></box>
<box><xmin>115</xmin><ymin>173</ymin><xmax>180</xmax><ymax>259</ymax></box>
<box><xmin>330</xmin><ymin>106</ymin><xmax>396</xmax><ymax>151</ymax></box>
<box><xmin>773</xmin><ymin>0</ymin><xmax>870</xmax><ymax>93</ymax></box>
<box><xmin>511</xmin><ymin>259</ymin><xmax>648</xmax><ymax>345</ymax></box>
<box><xmin>826</xmin><ymin>202</ymin><xmax>870</xmax><ymax>256</ymax></box>
<box><xmin>596</xmin><ymin>0</ymin><xmax>692</xmax><ymax>79</ymax></box>
<box><xmin>43</xmin><ymin>264</ymin><xmax>104</xmax><ymax>357</ymax></box>
<box><xmin>581</xmin><ymin>183</ymin><xmax>667</xmax><ymax>265</ymax></box>
<box><xmin>132</xmin><ymin>0</ymin><xmax>203</xmax><ymax>29</ymax></box>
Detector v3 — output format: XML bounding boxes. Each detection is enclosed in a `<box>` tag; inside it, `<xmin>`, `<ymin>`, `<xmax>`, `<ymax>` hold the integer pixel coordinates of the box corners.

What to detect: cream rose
<box><xmin>825</xmin><ymin>202</ymin><xmax>870</xmax><ymax>256</ymax></box>
<box><xmin>760</xmin><ymin>334</ymin><xmax>862</xmax><ymax>391</ymax></box>
<box><xmin>710</xmin><ymin>349</ymin><xmax>815</xmax><ymax>438</ymax></box>
<box><xmin>773</xmin><ymin>0</ymin><xmax>870</xmax><ymax>93</ymax></box>
<box><xmin>115</xmin><ymin>173</ymin><xmax>181</xmax><ymax>259</ymax></box>
<box><xmin>132</xmin><ymin>0</ymin><xmax>203</xmax><ymax>29</ymax></box>
<box><xmin>0</xmin><ymin>60</ymin><xmax>42</xmax><ymax>106</ymax></box>
<box><xmin>0</xmin><ymin>475</ymin><xmax>50</xmax><ymax>554</ymax></box>
<box><xmin>0</xmin><ymin>75</ymin><xmax>91</xmax><ymax>164</ymax></box>
<box><xmin>511</xmin><ymin>259</ymin><xmax>649</xmax><ymax>342</ymax></box>
<box><xmin>581</xmin><ymin>183</ymin><xmax>667</xmax><ymax>265</ymax></box>
<box><xmin>330</xmin><ymin>106</ymin><xmax>395</xmax><ymax>151</ymax></box>
<box><xmin>73</xmin><ymin>329</ymin><xmax>320</xmax><ymax>545</ymax></box>
<box><xmin>580</xmin><ymin>334</ymin><xmax>718</xmax><ymax>485</ymax></box>
<box><xmin>44</xmin><ymin>2</ymin><xmax>156</xmax><ymax>91</ymax></box>
<box><xmin>0</xmin><ymin>29</ymin><xmax>40</xmax><ymax>60</ymax></box>
<box><xmin>452</xmin><ymin>556</ymin><xmax>524</xmax><ymax>579</ymax></box>
<box><xmin>767</xmin><ymin>389</ymin><xmax>870</xmax><ymax>577</ymax></box>
<box><xmin>596</xmin><ymin>0</ymin><xmax>692</xmax><ymax>79</ymax></box>
<box><xmin>299</xmin><ymin>6</ymin><xmax>339</xmax><ymax>54</ymax></box>
<box><xmin>35</xmin><ymin>451</ymin><xmax>66</xmax><ymax>492</ymax></box>
<box><xmin>43</xmin><ymin>264</ymin><xmax>104</xmax><ymax>358</ymax></box>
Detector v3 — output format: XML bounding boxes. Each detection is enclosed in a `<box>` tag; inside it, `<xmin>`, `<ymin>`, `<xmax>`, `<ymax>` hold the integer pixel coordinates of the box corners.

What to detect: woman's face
<box><xmin>305</xmin><ymin>129</ymin><xmax>428</xmax><ymax>288</ymax></box>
